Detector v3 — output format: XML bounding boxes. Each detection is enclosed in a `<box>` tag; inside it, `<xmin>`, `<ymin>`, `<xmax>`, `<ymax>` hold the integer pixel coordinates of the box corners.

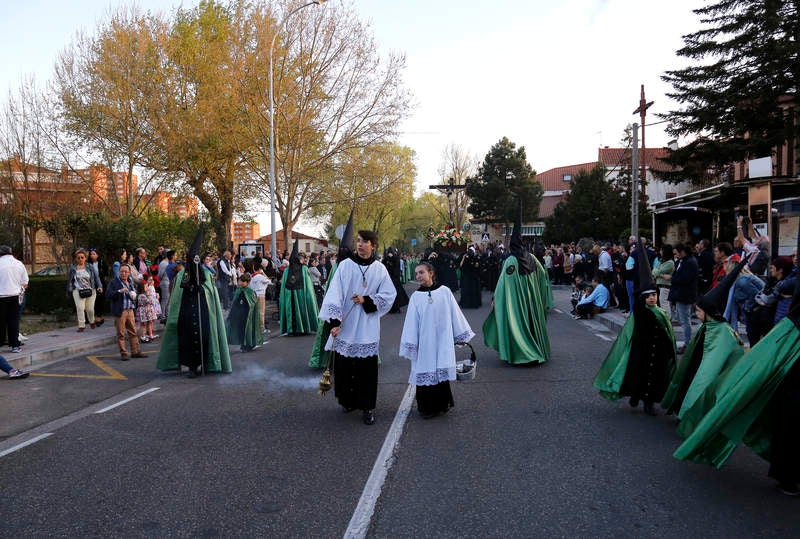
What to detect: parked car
<box><xmin>33</xmin><ymin>264</ymin><xmax>69</xmax><ymax>276</ymax></box>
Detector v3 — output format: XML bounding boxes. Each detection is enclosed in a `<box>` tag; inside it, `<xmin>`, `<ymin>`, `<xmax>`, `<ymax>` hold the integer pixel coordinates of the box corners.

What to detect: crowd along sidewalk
<box><xmin>5</xmin><ymin>323</ymin><xmax>119</xmax><ymax>372</ymax></box>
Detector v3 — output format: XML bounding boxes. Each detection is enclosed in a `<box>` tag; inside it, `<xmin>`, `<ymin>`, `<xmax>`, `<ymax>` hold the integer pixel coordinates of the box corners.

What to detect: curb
<box><xmin>8</xmin><ymin>333</ymin><xmax>119</xmax><ymax>371</ymax></box>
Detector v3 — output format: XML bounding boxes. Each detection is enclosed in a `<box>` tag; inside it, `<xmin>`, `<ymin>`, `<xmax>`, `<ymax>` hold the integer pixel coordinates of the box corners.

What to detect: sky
<box><xmin>0</xmin><ymin>0</ymin><xmax>702</xmax><ymax>232</ymax></box>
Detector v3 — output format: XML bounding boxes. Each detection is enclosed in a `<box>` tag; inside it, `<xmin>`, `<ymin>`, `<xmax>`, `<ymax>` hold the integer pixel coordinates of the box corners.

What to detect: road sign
<box><xmin>481</xmin><ymin>233</ymin><xmax>490</xmax><ymax>242</ymax></box>
<box><xmin>410</xmin><ymin>238</ymin><xmax>417</xmax><ymax>246</ymax></box>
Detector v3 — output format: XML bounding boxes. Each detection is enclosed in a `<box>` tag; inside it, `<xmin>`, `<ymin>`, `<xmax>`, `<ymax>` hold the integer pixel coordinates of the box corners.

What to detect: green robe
<box><xmin>673</xmin><ymin>318</ymin><xmax>800</xmax><ymax>467</ymax></box>
<box><xmin>661</xmin><ymin>319</ymin><xmax>744</xmax><ymax>418</ymax></box>
<box><xmin>226</xmin><ymin>286</ymin><xmax>264</xmax><ymax>349</ymax></box>
<box><xmin>279</xmin><ymin>265</ymin><xmax>319</xmax><ymax>335</ymax></box>
<box><xmin>157</xmin><ymin>269</ymin><xmax>232</xmax><ymax>373</ymax></box>
<box><xmin>593</xmin><ymin>304</ymin><xmax>676</xmax><ymax>401</ymax></box>
<box><xmin>483</xmin><ymin>255</ymin><xmax>552</xmax><ymax>364</ymax></box>
<box><xmin>309</xmin><ymin>263</ymin><xmax>337</xmax><ymax>368</ymax></box>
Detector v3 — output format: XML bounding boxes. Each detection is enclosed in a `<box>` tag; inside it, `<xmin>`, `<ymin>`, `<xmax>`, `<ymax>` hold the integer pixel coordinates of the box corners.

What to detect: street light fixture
<box><xmin>268</xmin><ymin>0</ymin><xmax>326</xmax><ymax>264</ymax></box>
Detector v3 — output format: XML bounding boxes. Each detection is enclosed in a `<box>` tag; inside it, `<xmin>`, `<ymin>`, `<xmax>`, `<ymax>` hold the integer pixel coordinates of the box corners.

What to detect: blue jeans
<box><xmin>675</xmin><ymin>302</ymin><xmax>693</xmax><ymax>345</ymax></box>
<box><xmin>626</xmin><ymin>280</ymin><xmax>634</xmax><ymax>312</ymax></box>
<box><xmin>0</xmin><ymin>354</ymin><xmax>12</xmax><ymax>374</ymax></box>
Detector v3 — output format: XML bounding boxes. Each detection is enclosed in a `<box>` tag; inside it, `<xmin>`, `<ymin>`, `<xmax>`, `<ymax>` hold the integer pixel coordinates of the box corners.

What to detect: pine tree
<box><xmin>661</xmin><ymin>0</ymin><xmax>799</xmax><ymax>183</ymax></box>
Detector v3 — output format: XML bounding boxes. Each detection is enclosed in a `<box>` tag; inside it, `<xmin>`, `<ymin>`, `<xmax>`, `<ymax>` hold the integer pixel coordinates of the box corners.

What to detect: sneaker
<box><xmin>11</xmin><ymin>347</ymin><xmax>22</xmax><ymax>353</ymax></box>
<box><xmin>131</xmin><ymin>353</ymin><xmax>146</xmax><ymax>358</ymax></box>
<box><xmin>8</xmin><ymin>368</ymin><xmax>29</xmax><ymax>379</ymax></box>
<box><xmin>140</xmin><ymin>337</ymin><xmax>150</xmax><ymax>343</ymax></box>
<box><xmin>149</xmin><ymin>334</ymin><xmax>159</xmax><ymax>340</ymax></box>
<box><xmin>18</xmin><ymin>333</ymin><xmax>28</xmax><ymax>341</ymax></box>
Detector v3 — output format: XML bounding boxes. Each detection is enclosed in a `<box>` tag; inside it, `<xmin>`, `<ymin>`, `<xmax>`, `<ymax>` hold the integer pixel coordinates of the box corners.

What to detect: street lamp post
<box><xmin>268</xmin><ymin>0</ymin><xmax>326</xmax><ymax>264</ymax></box>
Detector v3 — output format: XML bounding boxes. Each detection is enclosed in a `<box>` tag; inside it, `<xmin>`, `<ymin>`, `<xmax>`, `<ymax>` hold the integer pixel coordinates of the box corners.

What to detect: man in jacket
<box><xmin>0</xmin><ymin>245</ymin><xmax>27</xmax><ymax>353</ymax></box>
<box><xmin>669</xmin><ymin>243</ymin><xmax>699</xmax><ymax>353</ymax></box>
<box><xmin>106</xmin><ymin>264</ymin><xmax>145</xmax><ymax>360</ymax></box>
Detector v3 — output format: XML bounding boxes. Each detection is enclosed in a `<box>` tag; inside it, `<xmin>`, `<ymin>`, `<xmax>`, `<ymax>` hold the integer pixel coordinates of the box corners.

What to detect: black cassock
<box><xmin>177</xmin><ymin>276</ymin><xmax>211</xmax><ymax>372</ymax></box>
<box><xmin>459</xmin><ymin>251</ymin><xmax>482</xmax><ymax>308</ymax></box>
<box><xmin>382</xmin><ymin>250</ymin><xmax>409</xmax><ymax>313</ymax></box>
<box><xmin>619</xmin><ymin>298</ymin><xmax>674</xmax><ymax>404</ymax></box>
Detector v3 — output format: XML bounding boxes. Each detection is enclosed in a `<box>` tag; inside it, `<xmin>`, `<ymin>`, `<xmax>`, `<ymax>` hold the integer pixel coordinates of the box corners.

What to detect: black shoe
<box><xmin>131</xmin><ymin>353</ymin><xmax>146</xmax><ymax>358</ymax></box>
<box><xmin>643</xmin><ymin>402</ymin><xmax>658</xmax><ymax>416</ymax></box>
<box><xmin>120</xmin><ymin>354</ymin><xmax>130</xmax><ymax>361</ymax></box>
<box><xmin>778</xmin><ymin>482</ymin><xmax>800</xmax><ymax>496</ymax></box>
<box><xmin>629</xmin><ymin>397</ymin><xmax>639</xmax><ymax>408</ymax></box>
<box><xmin>95</xmin><ymin>318</ymin><xmax>105</xmax><ymax>327</ymax></box>
<box><xmin>362</xmin><ymin>410</ymin><xmax>375</xmax><ymax>425</ymax></box>
<box><xmin>187</xmin><ymin>369</ymin><xmax>197</xmax><ymax>379</ymax></box>
<box><xmin>420</xmin><ymin>411</ymin><xmax>438</xmax><ymax>419</ymax></box>
<box><xmin>342</xmin><ymin>406</ymin><xmax>356</xmax><ymax>413</ymax></box>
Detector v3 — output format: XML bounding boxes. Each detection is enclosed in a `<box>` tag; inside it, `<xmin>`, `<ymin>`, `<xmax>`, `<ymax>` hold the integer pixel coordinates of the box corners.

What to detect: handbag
<box><xmin>78</xmin><ymin>288</ymin><xmax>93</xmax><ymax>298</ymax></box>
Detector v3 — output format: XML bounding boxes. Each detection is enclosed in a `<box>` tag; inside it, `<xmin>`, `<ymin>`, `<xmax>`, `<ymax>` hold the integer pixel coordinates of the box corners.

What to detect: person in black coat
<box><xmin>458</xmin><ymin>246</ymin><xmax>482</xmax><ymax>308</ymax></box>
<box><xmin>668</xmin><ymin>243</ymin><xmax>699</xmax><ymax>353</ymax></box>
<box><xmin>382</xmin><ymin>247</ymin><xmax>409</xmax><ymax>313</ymax></box>
<box><xmin>695</xmin><ymin>239</ymin><xmax>715</xmax><ymax>295</ymax></box>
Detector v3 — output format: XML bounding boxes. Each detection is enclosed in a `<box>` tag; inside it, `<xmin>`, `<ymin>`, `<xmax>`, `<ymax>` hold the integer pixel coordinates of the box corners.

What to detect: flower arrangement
<box><xmin>434</xmin><ymin>227</ymin><xmax>469</xmax><ymax>251</ymax></box>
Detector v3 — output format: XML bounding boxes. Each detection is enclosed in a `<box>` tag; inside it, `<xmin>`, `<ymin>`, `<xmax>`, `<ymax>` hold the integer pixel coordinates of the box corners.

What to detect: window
<box><xmin>305</xmin><ymin>242</ymin><xmax>311</xmax><ymax>252</ymax></box>
<box><xmin>562</xmin><ymin>174</ymin><xmax>572</xmax><ymax>182</ymax></box>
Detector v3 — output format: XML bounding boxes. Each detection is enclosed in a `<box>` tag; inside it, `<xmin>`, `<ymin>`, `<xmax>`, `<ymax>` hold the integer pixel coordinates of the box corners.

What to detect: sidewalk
<box><xmin>6</xmin><ymin>322</ymin><xmax>119</xmax><ymax>372</ymax></box>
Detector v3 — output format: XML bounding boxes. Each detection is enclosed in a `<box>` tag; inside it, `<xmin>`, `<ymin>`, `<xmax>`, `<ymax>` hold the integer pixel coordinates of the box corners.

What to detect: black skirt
<box><xmin>416</xmin><ymin>381</ymin><xmax>454</xmax><ymax>415</ymax></box>
<box><xmin>333</xmin><ymin>354</ymin><xmax>379</xmax><ymax>411</ymax></box>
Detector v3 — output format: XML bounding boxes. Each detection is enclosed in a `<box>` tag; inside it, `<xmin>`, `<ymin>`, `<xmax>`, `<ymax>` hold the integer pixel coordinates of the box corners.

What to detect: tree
<box><xmin>465</xmin><ymin>137</ymin><xmax>542</xmax><ymax>224</ymax></box>
<box><xmin>661</xmin><ymin>1</ymin><xmax>800</xmax><ymax>183</ymax></box>
<box><xmin>435</xmin><ymin>143</ymin><xmax>477</xmax><ymax>229</ymax></box>
<box><xmin>241</xmin><ymin>0</ymin><xmax>412</xmax><ymax>249</ymax></box>
<box><xmin>543</xmin><ymin>165</ymin><xmax>631</xmax><ymax>243</ymax></box>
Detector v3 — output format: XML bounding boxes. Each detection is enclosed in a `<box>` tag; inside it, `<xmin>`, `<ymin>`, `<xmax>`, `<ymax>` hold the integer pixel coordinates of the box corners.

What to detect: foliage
<box><xmin>661</xmin><ymin>1</ymin><xmax>800</xmax><ymax>183</ymax></box>
<box><xmin>25</xmin><ymin>276</ymin><xmax>75</xmax><ymax>315</ymax></box>
<box><xmin>433</xmin><ymin>227</ymin><xmax>469</xmax><ymax>250</ymax></box>
<box><xmin>543</xmin><ymin>165</ymin><xmax>633</xmax><ymax>243</ymax></box>
<box><xmin>465</xmin><ymin>137</ymin><xmax>542</xmax><ymax>224</ymax></box>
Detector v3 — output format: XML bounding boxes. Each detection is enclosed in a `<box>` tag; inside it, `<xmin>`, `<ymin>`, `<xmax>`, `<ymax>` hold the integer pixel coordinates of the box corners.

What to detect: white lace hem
<box><xmin>454</xmin><ymin>329</ymin><xmax>475</xmax><ymax>344</ymax></box>
<box><xmin>415</xmin><ymin>367</ymin><xmax>456</xmax><ymax>386</ymax></box>
<box><xmin>319</xmin><ymin>303</ymin><xmax>343</xmax><ymax>322</ymax></box>
<box><xmin>334</xmin><ymin>339</ymin><xmax>379</xmax><ymax>358</ymax></box>
<box><xmin>400</xmin><ymin>342</ymin><xmax>418</xmax><ymax>360</ymax></box>
<box><xmin>374</xmin><ymin>294</ymin><xmax>390</xmax><ymax>313</ymax></box>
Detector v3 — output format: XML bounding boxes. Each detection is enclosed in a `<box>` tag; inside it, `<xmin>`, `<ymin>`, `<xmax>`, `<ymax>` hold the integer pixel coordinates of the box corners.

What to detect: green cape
<box><xmin>309</xmin><ymin>263</ymin><xmax>337</xmax><ymax>368</ymax></box>
<box><xmin>673</xmin><ymin>318</ymin><xmax>800</xmax><ymax>467</ymax></box>
<box><xmin>279</xmin><ymin>265</ymin><xmax>319</xmax><ymax>335</ymax></box>
<box><xmin>226</xmin><ymin>286</ymin><xmax>264</xmax><ymax>348</ymax></box>
<box><xmin>593</xmin><ymin>305</ymin><xmax>676</xmax><ymax>400</ymax></box>
<box><xmin>157</xmin><ymin>269</ymin><xmax>232</xmax><ymax>373</ymax></box>
<box><xmin>661</xmin><ymin>319</ymin><xmax>743</xmax><ymax>418</ymax></box>
<box><xmin>483</xmin><ymin>254</ymin><xmax>552</xmax><ymax>364</ymax></box>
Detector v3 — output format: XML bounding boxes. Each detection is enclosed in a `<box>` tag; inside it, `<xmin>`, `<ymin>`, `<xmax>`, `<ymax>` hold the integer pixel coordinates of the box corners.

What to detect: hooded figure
<box><xmin>674</xmin><ymin>227</ymin><xmax>800</xmax><ymax>496</ymax></box>
<box><xmin>482</xmin><ymin>201</ymin><xmax>552</xmax><ymax>365</ymax></box>
<box><xmin>459</xmin><ymin>245</ymin><xmax>483</xmax><ymax>309</ymax></box>
<box><xmin>383</xmin><ymin>246</ymin><xmax>409</xmax><ymax>313</ymax></box>
<box><xmin>310</xmin><ymin>211</ymin><xmax>354</xmax><ymax>368</ymax></box>
<box><xmin>594</xmin><ymin>240</ymin><xmax>676</xmax><ymax>415</ymax></box>
<box><xmin>279</xmin><ymin>239</ymin><xmax>318</xmax><ymax>335</ymax></box>
<box><xmin>661</xmin><ymin>257</ymin><xmax>747</xmax><ymax>418</ymax></box>
<box><xmin>157</xmin><ymin>226</ymin><xmax>231</xmax><ymax>377</ymax></box>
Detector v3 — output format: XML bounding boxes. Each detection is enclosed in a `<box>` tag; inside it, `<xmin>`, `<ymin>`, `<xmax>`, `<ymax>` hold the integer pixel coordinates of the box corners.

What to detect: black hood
<box><xmin>338</xmin><ymin>210</ymin><xmax>355</xmax><ymax>262</ymax></box>
<box><xmin>284</xmin><ymin>239</ymin><xmax>304</xmax><ymax>290</ymax></box>
<box><xmin>697</xmin><ymin>255</ymin><xmax>748</xmax><ymax>320</ymax></box>
<box><xmin>509</xmin><ymin>199</ymin><xmax>535</xmax><ymax>276</ymax></box>
<box><xmin>634</xmin><ymin>239</ymin><xmax>656</xmax><ymax>296</ymax></box>
<box><xmin>186</xmin><ymin>224</ymin><xmax>206</xmax><ymax>285</ymax></box>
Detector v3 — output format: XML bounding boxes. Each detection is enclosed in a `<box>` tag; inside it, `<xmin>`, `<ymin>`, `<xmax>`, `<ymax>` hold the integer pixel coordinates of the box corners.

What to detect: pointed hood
<box><xmin>186</xmin><ymin>224</ymin><xmax>206</xmax><ymax>285</ymax></box>
<box><xmin>788</xmin><ymin>219</ymin><xmax>800</xmax><ymax>329</ymax></box>
<box><xmin>509</xmin><ymin>199</ymin><xmax>535</xmax><ymax>275</ymax></box>
<box><xmin>285</xmin><ymin>239</ymin><xmax>304</xmax><ymax>290</ymax></box>
<box><xmin>697</xmin><ymin>255</ymin><xmax>749</xmax><ymax>320</ymax></box>
<box><xmin>635</xmin><ymin>239</ymin><xmax>656</xmax><ymax>296</ymax></box>
<box><xmin>338</xmin><ymin>210</ymin><xmax>355</xmax><ymax>261</ymax></box>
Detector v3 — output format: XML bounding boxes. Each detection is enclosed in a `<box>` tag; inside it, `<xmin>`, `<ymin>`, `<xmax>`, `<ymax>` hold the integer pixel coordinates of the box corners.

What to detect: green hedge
<box><xmin>25</xmin><ymin>275</ymin><xmax>75</xmax><ymax>315</ymax></box>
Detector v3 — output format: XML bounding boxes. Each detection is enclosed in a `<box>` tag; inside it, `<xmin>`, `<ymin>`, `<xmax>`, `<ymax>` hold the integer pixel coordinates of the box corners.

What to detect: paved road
<box><xmin>1</xmin><ymin>286</ymin><xmax>797</xmax><ymax>537</ymax></box>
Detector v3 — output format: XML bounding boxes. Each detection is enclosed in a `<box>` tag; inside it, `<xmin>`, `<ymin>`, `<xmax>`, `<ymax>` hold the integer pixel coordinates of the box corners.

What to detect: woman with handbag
<box><xmin>67</xmin><ymin>248</ymin><xmax>103</xmax><ymax>332</ymax></box>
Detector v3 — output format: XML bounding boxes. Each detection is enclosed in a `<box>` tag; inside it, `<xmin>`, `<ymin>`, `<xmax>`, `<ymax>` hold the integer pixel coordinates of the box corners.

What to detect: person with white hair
<box><xmin>0</xmin><ymin>245</ymin><xmax>27</xmax><ymax>353</ymax></box>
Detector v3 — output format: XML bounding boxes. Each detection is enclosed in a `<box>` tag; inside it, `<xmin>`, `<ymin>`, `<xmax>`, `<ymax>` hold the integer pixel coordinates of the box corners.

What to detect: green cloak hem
<box><xmin>593</xmin><ymin>305</ymin><xmax>676</xmax><ymax>401</ymax></box>
<box><xmin>483</xmin><ymin>255</ymin><xmax>551</xmax><ymax>364</ymax></box>
<box><xmin>661</xmin><ymin>319</ymin><xmax>743</xmax><ymax>418</ymax></box>
<box><xmin>226</xmin><ymin>286</ymin><xmax>264</xmax><ymax>348</ymax></box>
<box><xmin>673</xmin><ymin>318</ymin><xmax>800</xmax><ymax>468</ymax></box>
<box><xmin>157</xmin><ymin>269</ymin><xmax>232</xmax><ymax>373</ymax></box>
<box><xmin>279</xmin><ymin>265</ymin><xmax>319</xmax><ymax>335</ymax></box>
<box><xmin>309</xmin><ymin>263</ymin><xmax>337</xmax><ymax>368</ymax></box>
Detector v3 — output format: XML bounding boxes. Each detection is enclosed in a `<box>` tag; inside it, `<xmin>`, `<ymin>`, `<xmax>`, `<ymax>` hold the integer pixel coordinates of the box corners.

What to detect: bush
<box><xmin>25</xmin><ymin>275</ymin><xmax>75</xmax><ymax>315</ymax></box>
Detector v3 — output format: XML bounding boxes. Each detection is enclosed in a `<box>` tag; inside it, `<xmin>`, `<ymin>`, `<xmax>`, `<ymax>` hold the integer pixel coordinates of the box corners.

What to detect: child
<box><xmin>136</xmin><ymin>279</ymin><xmax>158</xmax><ymax>343</ymax></box>
<box><xmin>144</xmin><ymin>274</ymin><xmax>161</xmax><ymax>333</ymax></box>
<box><xmin>226</xmin><ymin>273</ymin><xmax>264</xmax><ymax>352</ymax></box>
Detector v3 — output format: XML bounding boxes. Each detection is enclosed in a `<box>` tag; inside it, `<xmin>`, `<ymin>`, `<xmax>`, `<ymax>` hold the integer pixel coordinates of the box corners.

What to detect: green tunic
<box><xmin>673</xmin><ymin>318</ymin><xmax>800</xmax><ymax>467</ymax></box>
<box><xmin>661</xmin><ymin>319</ymin><xmax>744</xmax><ymax>418</ymax></box>
<box><xmin>483</xmin><ymin>255</ymin><xmax>552</xmax><ymax>364</ymax></box>
<box><xmin>309</xmin><ymin>263</ymin><xmax>337</xmax><ymax>368</ymax></box>
<box><xmin>157</xmin><ymin>269</ymin><xmax>232</xmax><ymax>373</ymax></box>
<box><xmin>593</xmin><ymin>304</ymin><xmax>675</xmax><ymax>401</ymax></box>
<box><xmin>279</xmin><ymin>265</ymin><xmax>319</xmax><ymax>335</ymax></box>
<box><xmin>226</xmin><ymin>286</ymin><xmax>264</xmax><ymax>349</ymax></box>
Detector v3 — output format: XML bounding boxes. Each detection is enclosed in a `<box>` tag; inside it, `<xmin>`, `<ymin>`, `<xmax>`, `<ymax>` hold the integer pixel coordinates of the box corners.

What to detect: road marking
<box><xmin>344</xmin><ymin>384</ymin><xmax>415</xmax><ymax>539</ymax></box>
<box><xmin>597</xmin><ymin>334</ymin><xmax>614</xmax><ymax>342</ymax></box>
<box><xmin>31</xmin><ymin>354</ymin><xmax>128</xmax><ymax>381</ymax></box>
<box><xmin>95</xmin><ymin>387</ymin><xmax>160</xmax><ymax>414</ymax></box>
<box><xmin>0</xmin><ymin>433</ymin><xmax>53</xmax><ymax>458</ymax></box>
<box><xmin>553</xmin><ymin>308</ymin><xmax>563</xmax><ymax>314</ymax></box>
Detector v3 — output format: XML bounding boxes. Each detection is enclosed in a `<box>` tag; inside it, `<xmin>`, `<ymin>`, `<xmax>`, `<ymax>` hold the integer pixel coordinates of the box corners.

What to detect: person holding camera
<box><xmin>105</xmin><ymin>264</ymin><xmax>144</xmax><ymax>360</ymax></box>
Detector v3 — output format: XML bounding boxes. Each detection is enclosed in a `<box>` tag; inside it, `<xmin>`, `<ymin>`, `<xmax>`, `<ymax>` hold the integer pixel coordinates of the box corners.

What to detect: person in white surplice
<box><xmin>399</xmin><ymin>261</ymin><xmax>475</xmax><ymax>418</ymax></box>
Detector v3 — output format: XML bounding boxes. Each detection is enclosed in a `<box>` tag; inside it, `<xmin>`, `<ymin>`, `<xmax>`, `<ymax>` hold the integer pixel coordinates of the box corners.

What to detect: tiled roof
<box><xmin>598</xmin><ymin>147</ymin><xmax>677</xmax><ymax>172</ymax></box>
<box><xmin>535</xmin><ymin>162</ymin><xmax>598</xmax><ymax>191</ymax></box>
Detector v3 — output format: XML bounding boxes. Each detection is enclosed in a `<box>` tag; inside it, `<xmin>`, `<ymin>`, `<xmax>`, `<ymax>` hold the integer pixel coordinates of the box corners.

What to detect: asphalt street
<box><xmin>1</xmin><ymin>285</ymin><xmax>798</xmax><ymax>538</ymax></box>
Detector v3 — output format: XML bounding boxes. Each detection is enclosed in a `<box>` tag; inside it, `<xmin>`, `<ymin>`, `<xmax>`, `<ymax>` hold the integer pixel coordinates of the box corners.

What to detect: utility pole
<box><xmin>631</xmin><ymin>123</ymin><xmax>639</xmax><ymax>239</ymax></box>
<box><xmin>632</xmin><ymin>84</ymin><xmax>653</xmax><ymax>202</ymax></box>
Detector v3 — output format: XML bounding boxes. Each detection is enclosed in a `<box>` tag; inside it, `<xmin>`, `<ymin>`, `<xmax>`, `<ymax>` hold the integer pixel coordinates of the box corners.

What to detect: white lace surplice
<box><xmin>318</xmin><ymin>257</ymin><xmax>396</xmax><ymax>357</ymax></box>
<box><xmin>399</xmin><ymin>286</ymin><xmax>475</xmax><ymax>386</ymax></box>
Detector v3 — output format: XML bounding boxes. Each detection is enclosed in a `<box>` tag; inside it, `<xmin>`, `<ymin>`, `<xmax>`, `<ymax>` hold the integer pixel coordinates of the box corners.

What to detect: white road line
<box><xmin>344</xmin><ymin>384</ymin><xmax>416</xmax><ymax>539</ymax></box>
<box><xmin>597</xmin><ymin>334</ymin><xmax>614</xmax><ymax>342</ymax></box>
<box><xmin>94</xmin><ymin>387</ymin><xmax>160</xmax><ymax>414</ymax></box>
<box><xmin>553</xmin><ymin>308</ymin><xmax>563</xmax><ymax>314</ymax></box>
<box><xmin>0</xmin><ymin>433</ymin><xmax>53</xmax><ymax>458</ymax></box>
